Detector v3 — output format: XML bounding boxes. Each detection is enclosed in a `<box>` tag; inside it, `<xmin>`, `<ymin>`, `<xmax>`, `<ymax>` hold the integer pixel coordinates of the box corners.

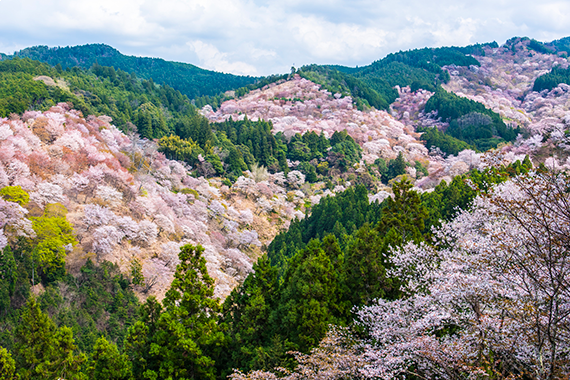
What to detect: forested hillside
<box><xmin>3</xmin><ymin>44</ymin><xmax>258</xmax><ymax>98</ymax></box>
<box><xmin>3</xmin><ymin>35</ymin><xmax>570</xmax><ymax>379</ymax></box>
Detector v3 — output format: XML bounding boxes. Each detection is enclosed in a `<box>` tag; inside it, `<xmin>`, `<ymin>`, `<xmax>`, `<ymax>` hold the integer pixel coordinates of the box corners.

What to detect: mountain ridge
<box><xmin>1</xmin><ymin>43</ymin><xmax>258</xmax><ymax>99</ymax></box>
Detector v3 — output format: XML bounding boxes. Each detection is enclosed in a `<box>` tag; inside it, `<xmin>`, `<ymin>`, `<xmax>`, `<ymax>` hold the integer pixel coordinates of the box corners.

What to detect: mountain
<box><xmin>2</xmin><ymin>43</ymin><xmax>258</xmax><ymax>99</ymax></box>
<box><xmin>3</xmin><ymin>35</ymin><xmax>570</xmax><ymax>378</ymax></box>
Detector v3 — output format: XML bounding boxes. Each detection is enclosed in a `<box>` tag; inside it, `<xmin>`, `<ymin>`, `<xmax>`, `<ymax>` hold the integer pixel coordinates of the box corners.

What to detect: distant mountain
<box><xmin>1</xmin><ymin>44</ymin><xmax>258</xmax><ymax>99</ymax></box>
<box><xmin>297</xmin><ymin>43</ymin><xmax>498</xmax><ymax>112</ymax></box>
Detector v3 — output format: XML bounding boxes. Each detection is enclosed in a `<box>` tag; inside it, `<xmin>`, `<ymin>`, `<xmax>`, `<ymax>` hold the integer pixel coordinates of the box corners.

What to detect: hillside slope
<box><xmin>2</xmin><ymin>44</ymin><xmax>258</xmax><ymax>98</ymax></box>
<box><xmin>0</xmin><ymin>104</ymin><xmax>324</xmax><ymax>299</ymax></box>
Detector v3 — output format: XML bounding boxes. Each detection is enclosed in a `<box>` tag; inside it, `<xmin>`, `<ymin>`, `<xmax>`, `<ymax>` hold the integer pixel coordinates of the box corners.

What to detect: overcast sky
<box><xmin>0</xmin><ymin>0</ymin><xmax>569</xmax><ymax>76</ymax></box>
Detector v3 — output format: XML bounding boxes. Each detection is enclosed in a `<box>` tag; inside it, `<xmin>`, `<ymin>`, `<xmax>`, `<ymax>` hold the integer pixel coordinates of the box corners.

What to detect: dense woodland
<box><xmin>0</xmin><ymin>58</ymin><xmax>373</xmax><ymax>184</ymax></box>
<box><xmin>0</xmin><ymin>158</ymin><xmax>535</xmax><ymax>379</ymax></box>
<box><xmin>423</xmin><ymin>87</ymin><xmax>520</xmax><ymax>151</ymax></box>
<box><xmin>296</xmin><ymin>45</ymin><xmax>491</xmax><ymax>112</ymax></box>
<box><xmin>533</xmin><ymin>65</ymin><xmax>570</xmax><ymax>92</ymax></box>
<box><xmin>2</xmin><ymin>38</ymin><xmax>570</xmax><ymax>379</ymax></box>
<box><xmin>0</xmin><ymin>42</ymin><xmax>528</xmax><ymax>155</ymax></box>
<box><xmin>3</xmin><ymin>44</ymin><xmax>257</xmax><ymax>99</ymax></box>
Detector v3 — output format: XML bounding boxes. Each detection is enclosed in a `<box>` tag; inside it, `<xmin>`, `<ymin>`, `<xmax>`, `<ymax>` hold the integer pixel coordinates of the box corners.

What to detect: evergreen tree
<box><xmin>219</xmin><ymin>255</ymin><xmax>279</xmax><ymax>374</ymax></box>
<box><xmin>340</xmin><ymin>224</ymin><xmax>396</xmax><ymax>314</ymax></box>
<box><xmin>0</xmin><ymin>246</ymin><xmax>17</xmax><ymax>315</ymax></box>
<box><xmin>0</xmin><ymin>346</ymin><xmax>16</xmax><ymax>380</ymax></box>
<box><xmin>129</xmin><ymin>258</ymin><xmax>144</xmax><ymax>287</ymax></box>
<box><xmin>124</xmin><ymin>296</ymin><xmax>162</xmax><ymax>380</ymax></box>
<box><xmin>273</xmin><ymin>239</ymin><xmax>341</xmax><ymax>352</ymax></box>
<box><xmin>87</xmin><ymin>337</ymin><xmax>131</xmax><ymax>380</ymax></box>
<box><xmin>377</xmin><ymin>178</ymin><xmax>428</xmax><ymax>245</ymax></box>
<box><xmin>385</xmin><ymin>152</ymin><xmax>407</xmax><ymax>182</ymax></box>
<box><xmin>14</xmin><ymin>298</ymin><xmax>85</xmax><ymax>380</ymax></box>
<box><xmin>136</xmin><ymin>244</ymin><xmax>224</xmax><ymax>380</ymax></box>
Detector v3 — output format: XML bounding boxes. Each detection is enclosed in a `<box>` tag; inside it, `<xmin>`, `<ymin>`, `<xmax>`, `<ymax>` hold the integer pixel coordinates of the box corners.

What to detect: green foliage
<box><xmin>158</xmin><ymin>112</ymin><xmax>360</xmax><ymax>179</ymax></box>
<box><xmin>213</xmin><ymin>117</ymin><xmax>281</xmax><ymax>171</ymax></box>
<box><xmin>548</xmin><ymin>36</ymin><xmax>570</xmax><ymax>57</ymax></box>
<box><xmin>415</xmin><ymin>160</ymin><xmax>429</xmax><ymax>178</ymax></box>
<box><xmin>0</xmin><ymin>58</ymin><xmax>77</xmax><ymax>118</ymax></box>
<box><xmin>86</xmin><ymin>336</ymin><xmax>132</xmax><ymax>380</ymax></box>
<box><xmin>385</xmin><ymin>152</ymin><xmax>407</xmax><ymax>183</ymax></box>
<box><xmin>425</xmin><ymin>87</ymin><xmax>518</xmax><ymax>150</ymax></box>
<box><xmin>0</xmin><ymin>57</ymin><xmax>168</xmax><ymax>138</ymax></box>
<box><xmin>175</xmin><ymin>110</ymin><xmax>214</xmax><ymax>146</ymax></box>
<box><xmin>123</xmin><ymin>298</ymin><xmax>162</xmax><ymax>380</ymax></box>
<box><xmin>0</xmin><ymin>186</ymin><xmax>29</xmax><ymax>206</ymax></box>
<box><xmin>298</xmin><ymin>44</ymin><xmax>485</xmax><ymax>113</ymax></box>
<box><xmin>130</xmin><ymin>258</ymin><xmax>145</xmax><ymax>287</ymax></box>
<box><xmin>134</xmin><ymin>102</ymin><xmax>169</xmax><ymax>139</ymax></box>
<box><xmin>0</xmin><ymin>246</ymin><xmax>17</xmax><ymax>315</ymax></box>
<box><xmin>377</xmin><ymin>178</ymin><xmax>428</xmax><ymax>244</ymax></box>
<box><xmin>451</xmin><ymin>42</ymin><xmax>498</xmax><ymax>56</ymax></box>
<box><xmin>222</xmin><ymin>179</ymin><xmax>430</xmax><ymax>374</ymax></box>
<box><xmin>533</xmin><ymin>65</ymin><xmax>570</xmax><ymax>92</ymax></box>
<box><xmin>356</xmin><ymin>61</ymin><xmax>437</xmax><ymax>100</ymax></box>
<box><xmin>340</xmin><ymin>224</ymin><xmax>395</xmax><ymax>311</ymax></box>
<box><xmin>349</xmin><ymin>45</ymin><xmax>482</xmax><ymax>100</ymax></box>
<box><xmin>298</xmin><ymin>65</ymin><xmax>391</xmax><ymax>110</ymax></box>
<box><xmin>8</xmin><ymin>44</ymin><xmax>257</xmax><ymax>99</ymax></box>
<box><xmin>14</xmin><ymin>297</ymin><xmax>86</xmax><ymax>380</ymax></box>
<box><xmin>420</xmin><ymin>158</ymin><xmax>533</xmax><ymax>232</ymax></box>
<box><xmin>378</xmin><ymin>46</ymin><xmax>481</xmax><ymax>71</ymax></box>
<box><xmin>158</xmin><ymin>135</ymin><xmax>204</xmax><ymax>164</ymax></box>
<box><xmin>160</xmin><ymin>115</ymin><xmax>350</xmax><ymax>179</ymax></box>
<box><xmin>273</xmin><ymin>237</ymin><xmax>342</xmax><ymax>352</ymax></box>
<box><xmin>30</xmin><ymin>204</ymin><xmax>76</xmax><ymax>284</ymax></box>
<box><xmin>219</xmin><ymin>255</ymin><xmax>281</xmax><ymax>375</ymax></box>
<box><xmin>328</xmin><ymin>130</ymin><xmax>362</xmax><ymax>170</ymax></box>
<box><xmin>0</xmin><ymin>346</ymin><xmax>16</xmax><ymax>380</ymax></box>
<box><xmin>23</xmin><ymin>260</ymin><xmax>141</xmax><ymax>354</ymax></box>
<box><xmin>526</xmin><ymin>39</ymin><xmax>553</xmax><ymax>54</ymax></box>
<box><xmin>267</xmin><ymin>185</ymin><xmax>382</xmax><ymax>274</ymax></box>
<box><xmin>418</xmin><ymin>126</ymin><xmax>475</xmax><ymax>156</ymax></box>
<box><xmin>126</xmin><ymin>244</ymin><xmax>224</xmax><ymax>380</ymax></box>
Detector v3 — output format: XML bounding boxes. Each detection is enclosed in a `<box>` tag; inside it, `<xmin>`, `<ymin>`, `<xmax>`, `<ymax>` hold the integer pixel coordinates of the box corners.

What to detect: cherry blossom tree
<box><xmin>135</xmin><ymin>220</ymin><xmax>158</xmax><ymax>247</ymax></box>
<box><xmin>95</xmin><ymin>185</ymin><xmax>123</xmax><ymax>207</ymax></box>
<box><xmin>287</xmin><ymin>170</ymin><xmax>305</xmax><ymax>188</ymax></box>
<box><xmin>239</xmin><ymin>171</ymin><xmax>570</xmax><ymax>380</ymax></box>
<box><xmin>0</xmin><ymin>230</ymin><xmax>7</xmax><ymax>251</ymax></box>
<box><xmin>83</xmin><ymin>204</ymin><xmax>116</xmax><ymax>230</ymax></box>
<box><xmin>0</xmin><ymin>199</ymin><xmax>34</xmax><ymax>242</ymax></box>
<box><xmin>91</xmin><ymin>225</ymin><xmax>125</xmax><ymax>256</ymax></box>
<box><xmin>356</xmin><ymin>171</ymin><xmax>570</xmax><ymax>380</ymax></box>
<box><xmin>116</xmin><ymin>216</ymin><xmax>140</xmax><ymax>241</ymax></box>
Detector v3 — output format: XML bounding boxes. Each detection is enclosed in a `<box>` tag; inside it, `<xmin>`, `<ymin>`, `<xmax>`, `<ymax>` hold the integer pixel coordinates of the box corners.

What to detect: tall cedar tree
<box><xmin>0</xmin><ymin>246</ymin><xmax>17</xmax><ymax>315</ymax></box>
<box><xmin>272</xmin><ymin>237</ymin><xmax>343</xmax><ymax>353</ymax></box>
<box><xmin>126</xmin><ymin>244</ymin><xmax>224</xmax><ymax>380</ymax></box>
<box><xmin>340</xmin><ymin>224</ymin><xmax>396</xmax><ymax>313</ymax></box>
<box><xmin>14</xmin><ymin>297</ymin><xmax>86</xmax><ymax>380</ymax></box>
<box><xmin>377</xmin><ymin>178</ymin><xmax>428</xmax><ymax>245</ymax></box>
<box><xmin>85</xmin><ymin>336</ymin><xmax>132</xmax><ymax>380</ymax></box>
<box><xmin>219</xmin><ymin>255</ymin><xmax>280</xmax><ymax>375</ymax></box>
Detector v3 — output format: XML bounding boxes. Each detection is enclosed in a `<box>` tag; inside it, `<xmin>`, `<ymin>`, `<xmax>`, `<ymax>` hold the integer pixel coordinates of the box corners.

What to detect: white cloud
<box><xmin>0</xmin><ymin>0</ymin><xmax>570</xmax><ymax>75</ymax></box>
<box><xmin>289</xmin><ymin>15</ymin><xmax>387</xmax><ymax>60</ymax></box>
<box><xmin>187</xmin><ymin>40</ymin><xmax>258</xmax><ymax>76</ymax></box>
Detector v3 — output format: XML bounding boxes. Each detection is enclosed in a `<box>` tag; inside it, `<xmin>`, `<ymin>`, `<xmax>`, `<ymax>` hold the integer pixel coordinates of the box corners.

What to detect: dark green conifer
<box><xmin>87</xmin><ymin>337</ymin><xmax>131</xmax><ymax>380</ymax></box>
<box><xmin>14</xmin><ymin>298</ymin><xmax>85</xmax><ymax>380</ymax></box>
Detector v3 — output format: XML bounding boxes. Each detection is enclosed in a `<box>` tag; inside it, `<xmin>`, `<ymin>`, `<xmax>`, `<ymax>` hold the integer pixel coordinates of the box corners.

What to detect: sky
<box><xmin>0</xmin><ymin>0</ymin><xmax>569</xmax><ymax>77</ymax></box>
